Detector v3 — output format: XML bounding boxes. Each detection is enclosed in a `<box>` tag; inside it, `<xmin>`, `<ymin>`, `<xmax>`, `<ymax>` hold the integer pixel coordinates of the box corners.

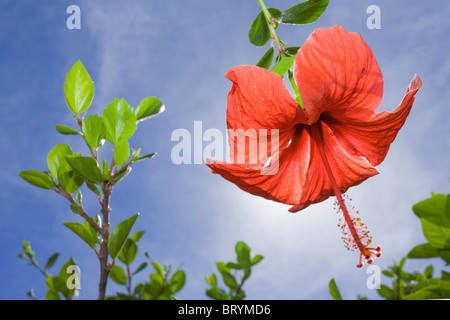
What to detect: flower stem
<box><xmin>257</xmin><ymin>0</ymin><xmax>284</xmax><ymax>58</ymax></box>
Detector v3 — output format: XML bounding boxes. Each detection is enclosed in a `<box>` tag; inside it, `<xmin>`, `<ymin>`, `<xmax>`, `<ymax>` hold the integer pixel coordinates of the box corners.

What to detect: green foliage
<box><xmin>64</xmin><ymin>60</ymin><xmax>94</xmax><ymax>114</ymax></box>
<box><xmin>329</xmin><ymin>192</ymin><xmax>450</xmax><ymax>300</ymax></box>
<box><xmin>108</xmin><ymin>213</ymin><xmax>139</xmax><ymax>259</ymax></box>
<box><xmin>206</xmin><ymin>241</ymin><xmax>263</xmax><ymax>300</ymax></box>
<box><xmin>135</xmin><ymin>97</ymin><xmax>165</xmax><ymax>122</ymax></box>
<box><xmin>329</xmin><ymin>278</ymin><xmax>342</xmax><ymax>300</ymax></box>
<box><xmin>256</xmin><ymin>47</ymin><xmax>274</xmax><ymax>69</ymax></box>
<box><xmin>18</xmin><ymin>241</ymin><xmax>78</xmax><ymax>300</ymax></box>
<box><xmin>248</xmin><ymin>8</ymin><xmax>281</xmax><ymax>47</ymax></box>
<box><xmin>18</xmin><ymin>170</ymin><xmax>56</xmax><ymax>190</ymax></box>
<box><xmin>281</xmin><ymin>0</ymin><xmax>329</xmax><ymax>25</ymax></box>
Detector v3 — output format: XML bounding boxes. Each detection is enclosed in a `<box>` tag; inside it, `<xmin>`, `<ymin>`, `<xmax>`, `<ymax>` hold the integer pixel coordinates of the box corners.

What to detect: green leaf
<box><xmin>206</xmin><ymin>287</ymin><xmax>228</xmax><ymax>300</ymax></box>
<box><xmin>281</xmin><ymin>0</ymin><xmax>329</xmax><ymax>25</ymax></box>
<box><xmin>102</xmin><ymin>98</ymin><xmax>136</xmax><ymax>144</ymax></box>
<box><xmin>152</xmin><ymin>262</ymin><xmax>164</xmax><ymax>276</ymax></box>
<box><xmin>47</xmin><ymin>144</ymin><xmax>84</xmax><ymax>193</ymax></box>
<box><xmin>133</xmin><ymin>262</ymin><xmax>148</xmax><ymax>275</ymax></box>
<box><xmin>114</xmin><ymin>139</ymin><xmax>130</xmax><ymax>168</ymax></box>
<box><xmin>135</xmin><ymin>97</ymin><xmax>165</xmax><ymax>122</ymax></box>
<box><xmin>328</xmin><ymin>278</ymin><xmax>342</xmax><ymax>300</ymax></box>
<box><xmin>82</xmin><ymin>115</ymin><xmax>106</xmax><ymax>150</ymax></box>
<box><xmin>64</xmin><ymin>60</ymin><xmax>94</xmax><ymax>114</ymax></box>
<box><xmin>285</xmin><ymin>46</ymin><xmax>301</xmax><ymax>56</ymax></box>
<box><xmin>221</xmin><ymin>271</ymin><xmax>237</xmax><ymax>290</ymax></box>
<box><xmin>408</xmin><ymin>243</ymin><xmax>440</xmax><ymax>259</ymax></box>
<box><xmin>65</xmin><ymin>155</ymin><xmax>104</xmax><ymax>184</ymax></box>
<box><xmin>18</xmin><ymin>170</ymin><xmax>56</xmax><ymax>190</ymax></box>
<box><xmin>235</xmin><ymin>242</ymin><xmax>251</xmax><ymax>270</ymax></box>
<box><xmin>109</xmin><ymin>265</ymin><xmax>128</xmax><ymax>285</ymax></box>
<box><xmin>205</xmin><ymin>273</ymin><xmax>217</xmax><ymax>287</ymax></box>
<box><xmin>113</xmin><ymin>167</ymin><xmax>132</xmax><ymax>184</ymax></box>
<box><xmin>132</xmin><ymin>153</ymin><xmax>156</xmax><ymax>163</ymax></box>
<box><xmin>44</xmin><ymin>289</ymin><xmax>61</xmax><ymax>300</ymax></box>
<box><xmin>22</xmin><ymin>240</ymin><xmax>34</xmax><ymax>259</ymax></box>
<box><xmin>44</xmin><ymin>253</ymin><xmax>60</xmax><ymax>271</ymax></box>
<box><xmin>86</xmin><ymin>181</ymin><xmax>101</xmax><ymax>196</ymax></box>
<box><xmin>403</xmin><ymin>291</ymin><xmax>431</xmax><ymax>300</ymax></box>
<box><xmin>440</xmin><ymin>271</ymin><xmax>450</xmax><ymax>298</ymax></box>
<box><xmin>250</xmin><ymin>254</ymin><xmax>264</xmax><ymax>266</ymax></box>
<box><xmin>108</xmin><ymin>213</ymin><xmax>139</xmax><ymax>259</ymax></box>
<box><xmin>57</xmin><ymin>257</ymin><xmax>77</xmax><ymax>299</ymax></box>
<box><xmin>271</xmin><ymin>55</ymin><xmax>296</xmax><ymax>77</ymax></box>
<box><xmin>377</xmin><ymin>285</ymin><xmax>395</xmax><ymax>300</ymax></box>
<box><xmin>382</xmin><ymin>270</ymin><xmax>395</xmax><ymax>278</ymax></box>
<box><xmin>421</xmin><ymin>219</ymin><xmax>450</xmax><ymax>249</ymax></box>
<box><xmin>256</xmin><ymin>47</ymin><xmax>274</xmax><ymax>69</ymax></box>
<box><xmin>118</xmin><ymin>239</ymin><xmax>138</xmax><ymax>265</ymax></box>
<box><xmin>438</xmin><ymin>249</ymin><xmax>450</xmax><ymax>264</ymax></box>
<box><xmin>248</xmin><ymin>8</ymin><xmax>282</xmax><ymax>47</ymax></box>
<box><xmin>130</xmin><ymin>231</ymin><xmax>145</xmax><ymax>242</ymax></box>
<box><xmin>169</xmin><ymin>270</ymin><xmax>186</xmax><ymax>293</ymax></box>
<box><xmin>102</xmin><ymin>159</ymin><xmax>110</xmax><ymax>181</ymax></box>
<box><xmin>413</xmin><ymin>193</ymin><xmax>450</xmax><ymax>227</ymax></box>
<box><xmin>63</xmin><ymin>222</ymin><xmax>97</xmax><ymax>249</ymax></box>
<box><xmin>424</xmin><ymin>265</ymin><xmax>434</xmax><ymax>279</ymax></box>
<box><xmin>56</xmin><ymin>125</ymin><xmax>80</xmax><ymax>135</ymax></box>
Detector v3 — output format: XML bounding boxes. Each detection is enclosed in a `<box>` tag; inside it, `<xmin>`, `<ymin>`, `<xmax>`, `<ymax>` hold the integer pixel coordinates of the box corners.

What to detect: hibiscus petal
<box><xmin>208</xmin><ymin>121</ymin><xmax>378</xmax><ymax>212</ymax></box>
<box><xmin>324</xmin><ymin>75</ymin><xmax>422</xmax><ymax>166</ymax></box>
<box><xmin>225</xmin><ymin>65</ymin><xmax>308</xmax><ymax>164</ymax></box>
<box><xmin>294</xmin><ymin>25</ymin><xmax>384</xmax><ymax>124</ymax></box>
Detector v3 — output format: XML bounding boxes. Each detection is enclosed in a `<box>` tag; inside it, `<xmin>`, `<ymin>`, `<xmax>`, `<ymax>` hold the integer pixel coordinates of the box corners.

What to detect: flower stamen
<box><xmin>310</xmin><ymin>124</ymin><xmax>381</xmax><ymax>268</ymax></box>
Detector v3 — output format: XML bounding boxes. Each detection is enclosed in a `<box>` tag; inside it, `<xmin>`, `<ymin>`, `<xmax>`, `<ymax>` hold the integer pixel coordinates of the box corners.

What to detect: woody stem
<box><xmin>309</xmin><ymin>124</ymin><xmax>368</xmax><ymax>256</ymax></box>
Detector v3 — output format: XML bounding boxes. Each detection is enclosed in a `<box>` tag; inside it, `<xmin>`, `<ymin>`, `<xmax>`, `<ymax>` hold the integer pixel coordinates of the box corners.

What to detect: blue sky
<box><xmin>0</xmin><ymin>0</ymin><xmax>449</xmax><ymax>300</ymax></box>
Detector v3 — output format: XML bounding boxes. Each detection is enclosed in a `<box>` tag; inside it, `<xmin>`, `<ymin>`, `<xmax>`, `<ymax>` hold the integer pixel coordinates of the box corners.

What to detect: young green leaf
<box><xmin>133</xmin><ymin>262</ymin><xmax>148</xmax><ymax>276</ymax></box>
<box><xmin>132</xmin><ymin>153</ymin><xmax>156</xmax><ymax>164</ymax></box>
<box><xmin>413</xmin><ymin>193</ymin><xmax>450</xmax><ymax>227</ymax></box>
<box><xmin>64</xmin><ymin>60</ymin><xmax>94</xmax><ymax>114</ymax></box>
<box><xmin>55</xmin><ymin>125</ymin><xmax>80</xmax><ymax>136</ymax></box>
<box><xmin>256</xmin><ymin>47</ymin><xmax>274</xmax><ymax>70</ymax></box>
<box><xmin>102</xmin><ymin>159</ymin><xmax>110</xmax><ymax>181</ymax></box>
<box><xmin>82</xmin><ymin>115</ymin><xmax>106</xmax><ymax>150</ymax></box>
<box><xmin>248</xmin><ymin>8</ymin><xmax>282</xmax><ymax>46</ymax></box>
<box><xmin>130</xmin><ymin>231</ymin><xmax>145</xmax><ymax>242</ymax></box>
<box><xmin>235</xmin><ymin>241</ymin><xmax>251</xmax><ymax>270</ymax></box>
<box><xmin>108</xmin><ymin>213</ymin><xmax>139</xmax><ymax>259</ymax></box>
<box><xmin>250</xmin><ymin>254</ymin><xmax>264</xmax><ymax>266</ymax></box>
<box><xmin>118</xmin><ymin>239</ymin><xmax>138</xmax><ymax>265</ymax></box>
<box><xmin>281</xmin><ymin>0</ymin><xmax>329</xmax><ymax>25</ymax></box>
<box><xmin>18</xmin><ymin>170</ymin><xmax>56</xmax><ymax>190</ymax></box>
<box><xmin>408</xmin><ymin>243</ymin><xmax>440</xmax><ymax>259</ymax></box>
<box><xmin>135</xmin><ymin>97</ymin><xmax>165</xmax><ymax>122</ymax></box>
<box><xmin>329</xmin><ymin>278</ymin><xmax>342</xmax><ymax>300</ymax></box>
<box><xmin>102</xmin><ymin>98</ymin><xmax>136</xmax><ymax>144</ymax></box>
<box><xmin>65</xmin><ymin>155</ymin><xmax>104</xmax><ymax>184</ymax></box>
<box><xmin>44</xmin><ymin>253</ymin><xmax>60</xmax><ymax>271</ymax></box>
<box><xmin>285</xmin><ymin>46</ymin><xmax>301</xmax><ymax>56</ymax></box>
<box><xmin>44</xmin><ymin>289</ymin><xmax>61</xmax><ymax>300</ymax></box>
<box><xmin>206</xmin><ymin>287</ymin><xmax>228</xmax><ymax>300</ymax></box>
<box><xmin>440</xmin><ymin>271</ymin><xmax>450</xmax><ymax>298</ymax></box>
<box><xmin>271</xmin><ymin>55</ymin><xmax>296</xmax><ymax>77</ymax></box>
<box><xmin>205</xmin><ymin>273</ymin><xmax>217</xmax><ymax>287</ymax></box>
<box><xmin>86</xmin><ymin>181</ymin><xmax>101</xmax><ymax>196</ymax></box>
<box><xmin>63</xmin><ymin>222</ymin><xmax>98</xmax><ymax>249</ymax></box>
<box><xmin>109</xmin><ymin>265</ymin><xmax>128</xmax><ymax>285</ymax></box>
<box><xmin>114</xmin><ymin>139</ymin><xmax>130</xmax><ymax>168</ymax></box>
<box><xmin>169</xmin><ymin>270</ymin><xmax>186</xmax><ymax>293</ymax></box>
<box><xmin>47</xmin><ymin>144</ymin><xmax>84</xmax><ymax>193</ymax></box>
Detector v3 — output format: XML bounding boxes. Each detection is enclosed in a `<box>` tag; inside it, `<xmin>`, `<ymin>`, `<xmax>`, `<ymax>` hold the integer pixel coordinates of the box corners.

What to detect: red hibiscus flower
<box><xmin>207</xmin><ymin>25</ymin><xmax>422</xmax><ymax>267</ymax></box>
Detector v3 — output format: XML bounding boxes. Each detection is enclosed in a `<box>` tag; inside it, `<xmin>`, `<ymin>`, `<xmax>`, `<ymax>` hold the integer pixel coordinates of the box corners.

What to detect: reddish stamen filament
<box><xmin>309</xmin><ymin>124</ymin><xmax>382</xmax><ymax>268</ymax></box>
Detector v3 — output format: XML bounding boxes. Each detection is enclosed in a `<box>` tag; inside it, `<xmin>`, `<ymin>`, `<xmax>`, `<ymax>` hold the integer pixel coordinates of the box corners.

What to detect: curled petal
<box><xmin>324</xmin><ymin>75</ymin><xmax>422</xmax><ymax>166</ymax></box>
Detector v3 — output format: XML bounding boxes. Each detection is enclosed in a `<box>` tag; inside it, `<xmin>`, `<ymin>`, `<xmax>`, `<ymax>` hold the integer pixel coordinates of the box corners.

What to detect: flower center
<box><xmin>309</xmin><ymin>124</ymin><xmax>382</xmax><ymax>268</ymax></box>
